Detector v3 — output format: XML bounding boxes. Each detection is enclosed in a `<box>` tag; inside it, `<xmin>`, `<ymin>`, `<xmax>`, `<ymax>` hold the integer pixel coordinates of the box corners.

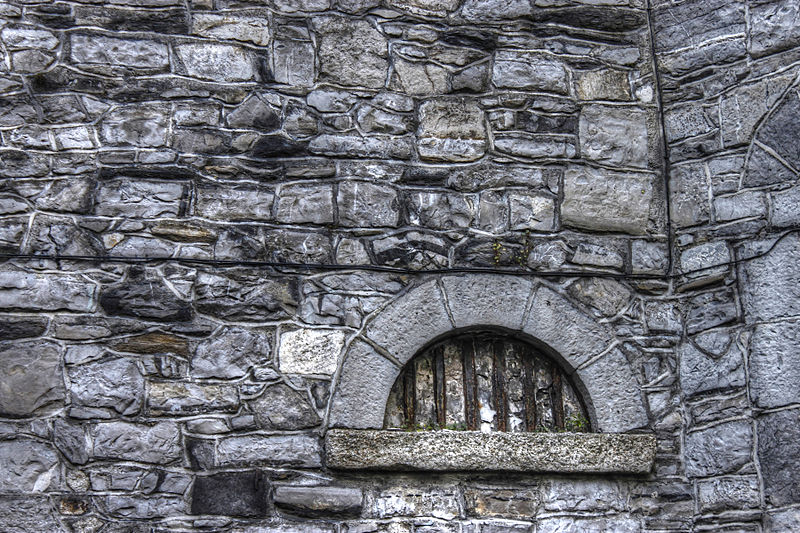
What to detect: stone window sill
<box><xmin>325</xmin><ymin>430</ymin><xmax>656</xmax><ymax>474</ymax></box>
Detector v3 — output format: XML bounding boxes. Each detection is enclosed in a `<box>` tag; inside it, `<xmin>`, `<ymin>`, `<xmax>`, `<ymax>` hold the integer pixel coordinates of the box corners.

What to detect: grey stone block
<box><xmin>749</xmin><ymin>0</ymin><xmax>800</xmax><ymax>57</ymax></box>
<box><xmin>250</xmin><ymin>383</ymin><xmax>321</xmax><ymax>430</ymax></box>
<box><xmin>0</xmin><ymin>340</ymin><xmax>64</xmax><ymax>416</ymax></box>
<box><xmin>577</xmin><ymin>348</ymin><xmax>648</xmax><ymax>433</ymax></box>
<box><xmin>522</xmin><ymin>286</ymin><xmax>614</xmax><ymax>369</ymax></box>
<box><xmin>750</xmin><ymin>320</ymin><xmax>800</xmax><ymax>409</ymax></box>
<box><xmin>70</xmin><ymin>34</ymin><xmax>168</xmax><ymax>68</ymax></box>
<box><xmin>579</xmin><ymin>105</ymin><xmax>649</xmax><ymax>168</ymax></box>
<box><xmin>0</xmin><ymin>497</ymin><xmax>64</xmax><ymax>533</ymax></box>
<box><xmin>100</xmin><ymin>495</ymin><xmax>187</xmax><ymax>519</ymax></box>
<box><xmin>147</xmin><ymin>382</ymin><xmax>238</xmax><ymax>415</ymax></box>
<box><xmin>68</xmin><ymin>357</ymin><xmax>144</xmax><ymax>417</ymax></box>
<box><xmin>0</xmin><ymin>270</ymin><xmax>97</xmax><ymax>312</ymax></box>
<box><xmin>441</xmin><ymin>274</ymin><xmax>533</xmax><ymax>330</ymax></box>
<box><xmin>95</xmin><ymin>178</ymin><xmax>186</xmax><ymax>218</ymax></box>
<box><xmin>758</xmin><ymin>408</ymin><xmax>800</xmax><ymax>506</ymax></box>
<box><xmin>697</xmin><ymin>475</ymin><xmax>759</xmax><ymax>513</ymax></box>
<box><xmin>194</xmin><ymin>270</ymin><xmax>299</xmax><ymax>321</ymax></box>
<box><xmin>99</xmin><ymin>105</ymin><xmax>169</xmax><ymax>147</ymax></box>
<box><xmin>740</xmin><ymin>233</ymin><xmax>800</xmax><ymax>322</ymax></box>
<box><xmin>365</xmin><ymin>281</ymin><xmax>453</xmax><ymax>365</ymax></box>
<box><xmin>216</xmin><ymin>434</ymin><xmax>322</xmax><ymax>468</ymax></box>
<box><xmin>195</xmin><ymin>185</ymin><xmax>274</xmax><ymax>221</ymax></box>
<box><xmin>337</xmin><ymin>181</ymin><xmax>400</xmax><ymax>228</ymax></box>
<box><xmin>191</xmin><ymin>471</ymin><xmax>268</xmax><ymax>517</ymax></box>
<box><xmin>273</xmin><ymin>486</ymin><xmax>363</xmax><ymax>515</ymax></box>
<box><xmin>92</xmin><ymin>421</ymin><xmax>182</xmax><ymax>464</ymax></box>
<box><xmin>567</xmin><ymin>278</ymin><xmax>632</xmax><ymax>317</ymax></box>
<box><xmin>771</xmin><ymin>185</ymin><xmax>800</xmax><ymax>227</ymax></box>
<box><xmin>274</xmin><ymin>39</ymin><xmax>315</xmax><ymax>86</ymax></box>
<box><xmin>193</xmin><ymin>326</ymin><xmax>272</xmax><ymax>379</ymax></box>
<box><xmin>100</xmin><ymin>270</ymin><xmax>192</xmax><ymax>322</ymax></box>
<box><xmin>686</xmin><ymin>290</ymin><xmax>738</xmax><ymax>334</ymax></box>
<box><xmin>679</xmin><ymin>340</ymin><xmax>745</xmax><ymax>397</ymax></box>
<box><xmin>314</xmin><ymin>16</ymin><xmax>387</xmax><ymax>88</ymax></box>
<box><xmin>685</xmin><ymin>421</ymin><xmax>752</xmax><ymax>478</ymax></box>
<box><xmin>492</xmin><ymin>51</ymin><xmax>568</xmax><ymax>94</ymax></box>
<box><xmin>53</xmin><ymin>419</ymin><xmax>89</xmax><ymax>465</ymax></box>
<box><xmin>192</xmin><ymin>14</ymin><xmax>271</xmax><ymax>46</ymax></box>
<box><xmin>417</xmin><ymin>99</ymin><xmax>486</xmax><ymax>162</ymax></box>
<box><xmin>325</xmin><ymin>430</ymin><xmax>656</xmax><ymax>474</ymax></box>
<box><xmin>276</xmin><ymin>183</ymin><xmax>335</xmax><ymax>224</ymax></box>
<box><xmin>0</xmin><ymin>438</ymin><xmax>60</xmax><ymax>491</ymax></box>
<box><xmin>328</xmin><ymin>339</ymin><xmax>400</xmax><ymax>429</ymax></box>
<box><xmin>562</xmin><ymin>166</ymin><xmax>654</xmax><ymax>235</ymax></box>
<box><xmin>175</xmin><ymin>43</ymin><xmax>259</xmax><ymax>82</ymax></box>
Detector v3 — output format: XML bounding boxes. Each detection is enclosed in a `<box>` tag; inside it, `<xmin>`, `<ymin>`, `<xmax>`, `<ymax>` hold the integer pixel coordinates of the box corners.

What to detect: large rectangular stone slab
<box><xmin>325</xmin><ymin>430</ymin><xmax>656</xmax><ymax>474</ymax></box>
<box><xmin>740</xmin><ymin>234</ymin><xmax>800</xmax><ymax>322</ymax></box>
<box><xmin>750</xmin><ymin>320</ymin><xmax>800</xmax><ymax>409</ymax></box>
<box><xmin>562</xmin><ymin>166</ymin><xmax>654</xmax><ymax>235</ymax></box>
<box><xmin>216</xmin><ymin>434</ymin><xmax>321</xmax><ymax>468</ymax></box>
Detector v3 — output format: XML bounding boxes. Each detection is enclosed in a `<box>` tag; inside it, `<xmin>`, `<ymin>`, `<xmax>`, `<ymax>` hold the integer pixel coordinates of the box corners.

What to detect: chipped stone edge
<box><xmin>324</xmin><ymin>430</ymin><xmax>656</xmax><ymax>474</ymax></box>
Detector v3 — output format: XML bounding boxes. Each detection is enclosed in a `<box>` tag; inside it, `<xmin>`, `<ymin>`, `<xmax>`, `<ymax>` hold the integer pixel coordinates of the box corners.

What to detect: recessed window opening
<box><xmin>384</xmin><ymin>330</ymin><xmax>591</xmax><ymax>433</ymax></box>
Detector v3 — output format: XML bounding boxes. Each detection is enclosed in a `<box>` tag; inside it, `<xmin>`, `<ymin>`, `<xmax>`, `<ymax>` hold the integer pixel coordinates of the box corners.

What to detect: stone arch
<box><xmin>328</xmin><ymin>275</ymin><xmax>648</xmax><ymax>433</ymax></box>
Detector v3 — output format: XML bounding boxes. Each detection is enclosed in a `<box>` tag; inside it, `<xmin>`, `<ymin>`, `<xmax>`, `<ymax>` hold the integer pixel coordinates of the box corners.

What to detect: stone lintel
<box><xmin>325</xmin><ymin>430</ymin><xmax>656</xmax><ymax>474</ymax></box>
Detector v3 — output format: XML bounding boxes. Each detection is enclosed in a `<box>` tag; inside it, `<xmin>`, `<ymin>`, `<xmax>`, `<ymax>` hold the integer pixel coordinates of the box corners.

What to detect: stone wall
<box><xmin>0</xmin><ymin>0</ymin><xmax>798</xmax><ymax>531</ymax></box>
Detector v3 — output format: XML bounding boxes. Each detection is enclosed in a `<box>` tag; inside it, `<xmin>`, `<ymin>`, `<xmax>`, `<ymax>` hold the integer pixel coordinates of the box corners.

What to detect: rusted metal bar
<box><xmin>462</xmin><ymin>337</ymin><xmax>479</xmax><ymax>430</ymax></box>
<box><xmin>551</xmin><ymin>366</ymin><xmax>565</xmax><ymax>429</ymax></box>
<box><xmin>491</xmin><ymin>338</ymin><xmax>508</xmax><ymax>432</ymax></box>
<box><xmin>433</xmin><ymin>346</ymin><xmax>446</xmax><ymax>428</ymax></box>
<box><xmin>522</xmin><ymin>347</ymin><xmax>537</xmax><ymax>432</ymax></box>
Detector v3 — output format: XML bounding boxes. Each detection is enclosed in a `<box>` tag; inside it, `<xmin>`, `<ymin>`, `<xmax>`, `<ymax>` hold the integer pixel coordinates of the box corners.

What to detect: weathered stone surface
<box><xmin>175</xmin><ymin>43</ymin><xmax>259</xmax><ymax>82</ymax></box>
<box><xmin>250</xmin><ymin>383</ymin><xmax>320</xmax><ymax>429</ymax></box>
<box><xmin>100</xmin><ymin>270</ymin><xmax>192</xmax><ymax>322</ymax></box>
<box><xmin>325</xmin><ymin>430</ymin><xmax>656</xmax><ymax>473</ymax></box>
<box><xmin>68</xmin><ymin>357</ymin><xmax>144</xmax><ymax>417</ymax></box>
<box><xmin>740</xmin><ymin>234</ymin><xmax>800</xmax><ymax>322</ymax></box>
<box><xmin>461</xmin><ymin>0</ymin><xmax>532</xmax><ymax>20</ymax></box>
<box><xmin>100</xmin><ymin>105</ymin><xmax>169</xmax><ymax>147</ymax></box>
<box><xmin>680</xmin><ymin>241</ymin><xmax>730</xmax><ymax>284</ymax></box>
<box><xmin>92</xmin><ymin>421</ymin><xmax>182</xmax><ymax>464</ymax></box>
<box><xmin>148</xmin><ymin>382</ymin><xmax>238</xmax><ymax>415</ymax></box>
<box><xmin>406</xmin><ymin>191</ymin><xmax>475</xmax><ymax>229</ymax></box>
<box><xmin>192</xmin><ymin>14</ymin><xmax>271</xmax><ymax>46</ymax></box>
<box><xmin>191</xmin><ymin>471</ymin><xmax>268</xmax><ymax>517</ymax></box>
<box><xmin>0</xmin><ymin>271</ymin><xmax>97</xmax><ymax>312</ymax></box>
<box><xmin>417</xmin><ymin>99</ymin><xmax>486</xmax><ymax>162</ymax></box>
<box><xmin>578</xmin><ymin>348</ymin><xmax>649</xmax><ymax>433</ymax></box>
<box><xmin>542</xmin><ymin>479</ymin><xmax>628</xmax><ymax>512</ymax></box>
<box><xmin>100</xmin><ymin>494</ymin><xmax>186</xmax><ymax>519</ymax></box>
<box><xmin>195</xmin><ymin>271</ymin><xmax>298</xmax><ymax>321</ymax></box>
<box><xmin>572</xmin><ymin>241</ymin><xmax>623</xmax><ymax>269</ymax></box>
<box><xmin>714</xmin><ymin>191</ymin><xmax>766</xmax><ymax>222</ymax></box>
<box><xmin>749</xmin><ymin>0</ymin><xmax>800</xmax><ymax>57</ymax></box>
<box><xmin>309</xmin><ymin>134</ymin><xmax>413</xmax><ymax>159</ymax></box>
<box><xmin>195</xmin><ymin>185</ymin><xmax>274</xmax><ymax>221</ymax></box>
<box><xmin>697</xmin><ymin>475</ymin><xmax>759</xmax><ymax>513</ymax></box>
<box><xmin>566</xmin><ymin>278</ymin><xmax>632</xmax><ymax>317</ymax></box>
<box><xmin>442</xmin><ymin>275</ymin><xmax>533</xmax><ymax>329</ymax></box>
<box><xmin>492</xmin><ymin>51</ymin><xmax>568</xmax><ymax>94</ymax></box>
<box><xmin>276</xmin><ymin>184</ymin><xmax>334</xmax><ymax>224</ymax></box>
<box><xmin>53</xmin><ymin>419</ymin><xmax>89</xmax><ymax>465</ymax></box>
<box><xmin>314</xmin><ymin>17</ymin><xmax>387</xmax><ymax>88</ymax></box>
<box><xmin>371</xmin><ymin>487</ymin><xmax>460</xmax><ymax>520</ymax></box>
<box><xmin>227</xmin><ymin>95</ymin><xmax>280</xmax><ymax>131</ymax></box>
<box><xmin>562</xmin><ymin>166</ymin><xmax>654</xmax><ymax>235</ymax></box>
<box><xmin>111</xmin><ymin>332</ymin><xmax>189</xmax><ymax>355</ymax></box>
<box><xmin>508</xmin><ymin>193</ymin><xmax>555</xmax><ymax>231</ymax></box>
<box><xmin>193</xmin><ymin>327</ymin><xmax>271</xmax><ymax>379</ymax></box>
<box><xmin>365</xmin><ymin>281</ymin><xmax>453</xmax><ymax>365</ymax></box>
<box><xmin>758</xmin><ymin>408</ymin><xmax>800</xmax><ymax>506</ymax></box>
<box><xmin>750</xmin><ymin>320</ymin><xmax>800</xmax><ymax>409</ymax></box>
<box><xmin>71</xmin><ymin>34</ymin><xmax>168</xmax><ymax>68</ymax></box>
<box><xmin>537</xmin><ymin>516</ymin><xmax>639</xmax><ymax>533</ymax></box>
<box><xmin>274</xmin><ymin>486</ymin><xmax>363</xmax><ymax>516</ymax></box>
<box><xmin>274</xmin><ymin>39</ymin><xmax>315</xmax><ymax>86</ymax></box>
<box><xmin>216</xmin><ymin>434</ymin><xmax>322</xmax><ymax>467</ymax></box>
<box><xmin>95</xmin><ymin>178</ymin><xmax>185</xmax><ymax>217</ymax></box>
<box><xmin>0</xmin><ymin>340</ymin><xmax>64</xmax><ymax>416</ymax></box>
<box><xmin>579</xmin><ymin>105</ymin><xmax>649</xmax><ymax>168</ymax></box>
<box><xmin>632</xmin><ymin>240</ymin><xmax>669</xmax><ymax>275</ymax></box>
<box><xmin>337</xmin><ymin>181</ymin><xmax>400</xmax><ymax>227</ymax></box>
<box><xmin>685</xmin><ymin>421</ymin><xmax>752</xmax><ymax>477</ymax></box>
<box><xmin>523</xmin><ymin>286</ymin><xmax>613</xmax><ymax>369</ymax></box>
<box><xmin>329</xmin><ymin>339</ymin><xmax>399</xmax><ymax>429</ymax></box>
<box><xmin>0</xmin><ymin>497</ymin><xmax>64</xmax><ymax>533</ymax></box>
<box><xmin>279</xmin><ymin>328</ymin><xmax>345</xmax><ymax>375</ymax></box>
<box><xmin>757</xmin><ymin>89</ymin><xmax>800</xmax><ymax>171</ymax></box>
<box><xmin>0</xmin><ymin>439</ymin><xmax>60</xmax><ymax>491</ymax></box>
<box><xmin>686</xmin><ymin>290</ymin><xmax>738</xmax><ymax>334</ymax></box>
<box><xmin>679</xmin><ymin>340</ymin><xmax>745</xmax><ymax>397</ymax></box>
<box><xmin>771</xmin><ymin>184</ymin><xmax>800</xmax><ymax>227</ymax></box>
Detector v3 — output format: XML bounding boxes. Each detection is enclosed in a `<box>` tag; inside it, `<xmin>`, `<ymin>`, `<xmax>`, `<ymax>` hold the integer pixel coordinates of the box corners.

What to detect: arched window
<box><xmin>384</xmin><ymin>330</ymin><xmax>590</xmax><ymax>432</ymax></box>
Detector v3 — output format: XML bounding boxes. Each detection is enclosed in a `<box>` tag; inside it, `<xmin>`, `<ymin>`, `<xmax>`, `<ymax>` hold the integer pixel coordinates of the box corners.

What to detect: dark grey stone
<box><xmin>749</xmin><ymin>0</ymin><xmax>800</xmax><ymax>57</ymax></box>
<box><xmin>276</xmin><ymin>183</ymin><xmax>335</xmax><ymax>224</ymax></box>
<box><xmin>100</xmin><ymin>495</ymin><xmax>186</xmax><ymax>519</ymax></box>
<box><xmin>0</xmin><ymin>270</ymin><xmax>97</xmax><ymax>312</ymax></box>
<box><xmin>250</xmin><ymin>383</ymin><xmax>321</xmax><ymax>430</ymax></box>
<box><xmin>273</xmin><ymin>486</ymin><xmax>363</xmax><ymax>516</ymax></box>
<box><xmin>679</xmin><ymin>340</ymin><xmax>745</xmax><ymax>397</ymax></box>
<box><xmin>194</xmin><ymin>270</ymin><xmax>298</xmax><ymax>321</ymax></box>
<box><xmin>191</xmin><ymin>471</ymin><xmax>268</xmax><ymax>517</ymax></box>
<box><xmin>0</xmin><ymin>316</ymin><xmax>47</xmax><ymax>340</ymax></box>
<box><xmin>193</xmin><ymin>326</ymin><xmax>272</xmax><ymax>379</ymax></box>
<box><xmin>757</xmin><ymin>89</ymin><xmax>800</xmax><ymax>170</ymax></box>
<box><xmin>53</xmin><ymin>419</ymin><xmax>89</xmax><ymax>465</ymax></box>
<box><xmin>100</xmin><ymin>269</ymin><xmax>192</xmax><ymax>322</ymax></box>
<box><xmin>686</xmin><ymin>290</ymin><xmax>738</xmax><ymax>334</ymax></box>
<box><xmin>740</xmin><ymin>234</ymin><xmax>800</xmax><ymax>322</ymax></box>
<box><xmin>0</xmin><ymin>497</ymin><xmax>64</xmax><ymax>533</ymax></box>
<box><xmin>758</xmin><ymin>409</ymin><xmax>800</xmax><ymax>506</ymax></box>
<box><xmin>186</xmin><ymin>437</ymin><xmax>215</xmax><ymax>471</ymax></box>
<box><xmin>0</xmin><ymin>340</ymin><xmax>64</xmax><ymax>416</ymax></box>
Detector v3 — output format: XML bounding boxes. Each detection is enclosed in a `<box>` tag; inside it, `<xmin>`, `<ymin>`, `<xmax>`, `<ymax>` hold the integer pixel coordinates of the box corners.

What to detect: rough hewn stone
<box><xmin>417</xmin><ymin>99</ymin><xmax>486</xmax><ymax>162</ymax></box>
<box><xmin>279</xmin><ymin>328</ymin><xmax>345</xmax><ymax>376</ymax></box>
<box><xmin>273</xmin><ymin>486</ymin><xmax>363</xmax><ymax>516</ymax></box>
<box><xmin>314</xmin><ymin>17</ymin><xmax>387</xmax><ymax>88</ymax></box>
<box><xmin>0</xmin><ymin>439</ymin><xmax>60</xmax><ymax>491</ymax></box>
<box><xmin>750</xmin><ymin>320</ymin><xmax>800</xmax><ymax>409</ymax></box>
<box><xmin>492</xmin><ymin>51</ymin><xmax>568</xmax><ymax>94</ymax></box>
<box><xmin>92</xmin><ymin>421</ymin><xmax>182</xmax><ymax>464</ymax></box>
<box><xmin>68</xmin><ymin>357</ymin><xmax>144</xmax><ymax>417</ymax></box>
<box><xmin>679</xmin><ymin>340</ymin><xmax>745</xmax><ymax>397</ymax></box>
<box><xmin>70</xmin><ymin>34</ymin><xmax>169</xmax><ymax>68</ymax></box>
<box><xmin>337</xmin><ymin>181</ymin><xmax>400</xmax><ymax>227</ymax></box>
<box><xmin>740</xmin><ymin>234</ymin><xmax>800</xmax><ymax>322</ymax></box>
<box><xmin>193</xmin><ymin>327</ymin><xmax>271</xmax><ymax>379</ymax></box>
<box><xmin>148</xmin><ymin>382</ymin><xmax>238</xmax><ymax>415</ymax></box>
<box><xmin>0</xmin><ymin>340</ymin><xmax>64</xmax><ymax>416</ymax></box>
<box><xmin>175</xmin><ymin>43</ymin><xmax>259</xmax><ymax>82</ymax></box>
<box><xmin>758</xmin><ymin>409</ymin><xmax>800</xmax><ymax>506</ymax></box>
<box><xmin>216</xmin><ymin>434</ymin><xmax>322</xmax><ymax>468</ymax></box>
<box><xmin>191</xmin><ymin>471</ymin><xmax>268</xmax><ymax>517</ymax></box>
<box><xmin>0</xmin><ymin>271</ymin><xmax>97</xmax><ymax>312</ymax></box>
<box><xmin>579</xmin><ymin>105</ymin><xmax>649</xmax><ymax>168</ymax></box>
<box><xmin>442</xmin><ymin>275</ymin><xmax>533</xmax><ymax>329</ymax></box>
<box><xmin>562</xmin><ymin>166</ymin><xmax>654</xmax><ymax>235</ymax></box>
<box><xmin>250</xmin><ymin>383</ymin><xmax>321</xmax><ymax>429</ymax></box>
<box><xmin>685</xmin><ymin>421</ymin><xmax>753</xmax><ymax>478</ymax></box>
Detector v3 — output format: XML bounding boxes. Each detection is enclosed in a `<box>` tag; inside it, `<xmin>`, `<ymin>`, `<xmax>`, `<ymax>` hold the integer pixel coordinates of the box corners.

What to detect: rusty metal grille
<box><xmin>384</xmin><ymin>331</ymin><xmax>591</xmax><ymax>432</ymax></box>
